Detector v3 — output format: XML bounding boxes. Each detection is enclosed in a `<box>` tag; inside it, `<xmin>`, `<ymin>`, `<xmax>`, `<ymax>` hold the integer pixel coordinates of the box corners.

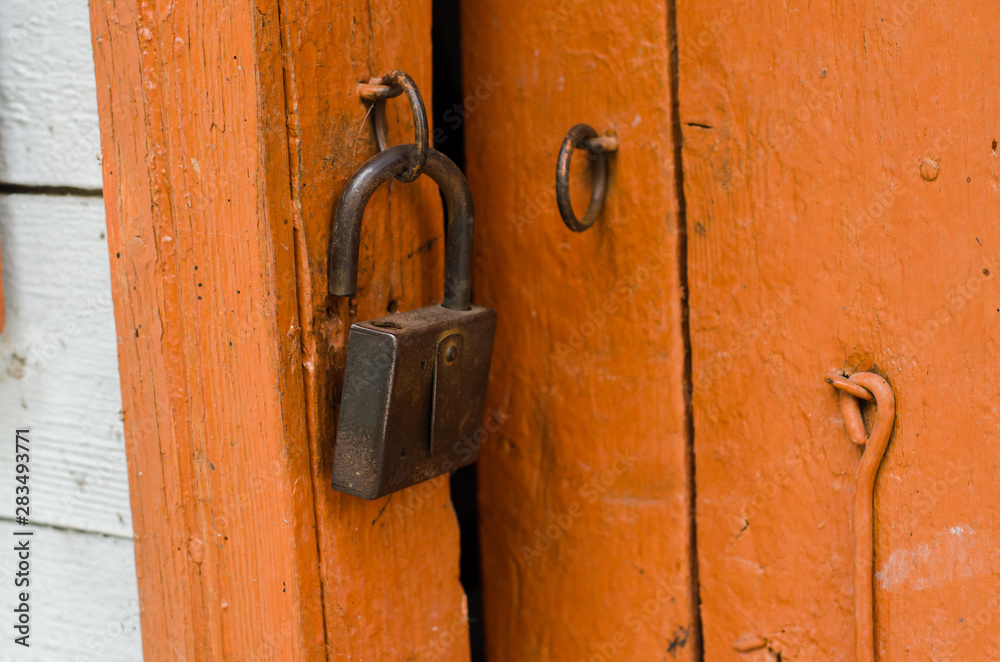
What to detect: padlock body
<box><xmin>332</xmin><ymin>304</ymin><xmax>497</xmax><ymax>499</ymax></box>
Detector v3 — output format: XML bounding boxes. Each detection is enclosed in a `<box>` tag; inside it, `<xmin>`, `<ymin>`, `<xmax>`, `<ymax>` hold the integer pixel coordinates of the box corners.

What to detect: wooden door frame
<box><xmin>89</xmin><ymin>1</ymin><xmax>468</xmax><ymax>659</ymax></box>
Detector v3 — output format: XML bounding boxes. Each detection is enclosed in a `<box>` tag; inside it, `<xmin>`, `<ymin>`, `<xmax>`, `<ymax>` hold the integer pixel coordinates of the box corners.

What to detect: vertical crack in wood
<box><xmin>273</xmin><ymin>0</ymin><xmax>331</xmax><ymax>653</ymax></box>
<box><xmin>667</xmin><ymin>0</ymin><xmax>704</xmax><ymax>658</ymax></box>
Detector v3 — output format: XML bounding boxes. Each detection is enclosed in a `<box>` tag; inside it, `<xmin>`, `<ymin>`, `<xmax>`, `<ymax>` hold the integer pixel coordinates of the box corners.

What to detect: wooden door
<box><xmin>678</xmin><ymin>0</ymin><xmax>1000</xmax><ymax>658</ymax></box>
<box><xmin>89</xmin><ymin>0</ymin><xmax>1000</xmax><ymax>659</ymax></box>
<box><xmin>89</xmin><ymin>1</ymin><xmax>467</xmax><ymax>659</ymax></box>
<box><xmin>462</xmin><ymin>2</ymin><xmax>700</xmax><ymax>660</ymax></box>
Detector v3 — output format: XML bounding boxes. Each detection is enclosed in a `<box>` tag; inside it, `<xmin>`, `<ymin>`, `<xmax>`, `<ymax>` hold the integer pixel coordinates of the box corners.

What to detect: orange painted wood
<box><xmin>90</xmin><ymin>0</ymin><xmax>467</xmax><ymax>659</ymax></box>
<box><xmin>463</xmin><ymin>2</ymin><xmax>699</xmax><ymax>660</ymax></box>
<box><xmin>90</xmin><ymin>2</ymin><xmax>325</xmax><ymax>658</ymax></box>
<box><xmin>679</xmin><ymin>1</ymin><xmax>1000</xmax><ymax>658</ymax></box>
<box><xmin>278</xmin><ymin>2</ymin><xmax>469</xmax><ymax>659</ymax></box>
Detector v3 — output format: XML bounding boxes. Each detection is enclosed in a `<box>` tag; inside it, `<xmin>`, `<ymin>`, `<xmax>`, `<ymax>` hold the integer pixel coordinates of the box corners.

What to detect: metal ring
<box><xmin>359</xmin><ymin>71</ymin><xmax>428</xmax><ymax>183</ymax></box>
<box><xmin>555</xmin><ymin>124</ymin><xmax>617</xmax><ymax>232</ymax></box>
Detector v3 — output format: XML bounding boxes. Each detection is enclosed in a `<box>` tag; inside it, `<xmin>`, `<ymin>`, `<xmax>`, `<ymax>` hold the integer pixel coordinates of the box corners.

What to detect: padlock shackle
<box><xmin>328</xmin><ymin>145</ymin><xmax>474</xmax><ymax>311</ymax></box>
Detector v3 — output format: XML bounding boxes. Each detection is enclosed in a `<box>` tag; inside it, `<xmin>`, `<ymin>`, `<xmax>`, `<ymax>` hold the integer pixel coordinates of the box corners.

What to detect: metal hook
<box><xmin>357</xmin><ymin>70</ymin><xmax>429</xmax><ymax>183</ymax></box>
<box><xmin>826</xmin><ymin>371</ymin><xmax>896</xmax><ymax>662</ymax></box>
<box><xmin>555</xmin><ymin>123</ymin><xmax>618</xmax><ymax>232</ymax></box>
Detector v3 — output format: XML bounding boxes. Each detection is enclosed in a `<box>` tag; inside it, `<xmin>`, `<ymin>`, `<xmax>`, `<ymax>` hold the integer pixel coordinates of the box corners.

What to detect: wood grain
<box><xmin>277</xmin><ymin>1</ymin><xmax>469</xmax><ymax>659</ymax></box>
<box><xmin>91</xmin><ymin>0</ymin><xmax>468</xmax><ymax>658</ymax></box>
<box><xmin>90</xmin><ymin>1</ymin><xmax>325</xmax><ymax>659</ymax></box>
<box><xmin>463</xmin><ymin>2</ymin><xmax>699</xmax><ymax>660</ymax></box>
<box><xmin>679</xmin><ymin>0</ymin><xmax>1000</xmax><ymax>658</ymax></box>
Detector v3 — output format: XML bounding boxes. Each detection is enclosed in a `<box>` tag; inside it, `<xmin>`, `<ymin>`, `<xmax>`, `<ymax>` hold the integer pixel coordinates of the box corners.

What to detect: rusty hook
<box><xmin>826</xmin><ymin>371</ymin><xmax>895</xmax><ymax>662</ymax></box>
<box><xmin>357</xmin><ymin>70</ymin><xmax>429</xmax><ymax>183</ymax></box>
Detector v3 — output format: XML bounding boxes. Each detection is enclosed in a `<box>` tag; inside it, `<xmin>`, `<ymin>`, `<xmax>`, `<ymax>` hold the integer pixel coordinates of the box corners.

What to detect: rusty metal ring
<box><xmin>359</xmin><ymin>71</ymin><xmax>428</xmax><ymax>183</ymax></box>
<box><xmin>555</xmin><ymin>124</ymin><xmax>617</xmax><ymax>232</ymax></box>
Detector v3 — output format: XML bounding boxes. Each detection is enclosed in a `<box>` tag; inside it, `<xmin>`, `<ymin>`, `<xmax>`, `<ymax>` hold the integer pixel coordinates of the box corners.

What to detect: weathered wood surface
<box><xmin>679</xmin><ymin>0</ymin><xmax>1000</xmax><ymax>658</ymax></box>
<box><xmin>90</xmin><ymin>1</ymin><xmax>326</xmax><ymax>658</ymax></box>
<box><xmin>90</xmin><ymin>0</ymin><xmax>468</xmax><ymax>659</ymax></box>
<box><xmin>0</xmin><ymin>194</ymin><xmax>130</xmax><ymax>539</ymax></box>
<box><xmin>279</xmin><ymin>1</ymin><xmax>469</xmax><ymax>659</ymax></box>
<box><xmin>0</xmin><ymin>3</ymin><xmax>140</xmax><ymax>659</ymax></box>
<box><xmin>463</xmin><ymin>1</ymin><xmax>699</xmax><ymax>659</ymax></box>
<box><xmin>0</xmin><ymin>0</ymin><xmax>103</xmax><ymax>188</ymax></box>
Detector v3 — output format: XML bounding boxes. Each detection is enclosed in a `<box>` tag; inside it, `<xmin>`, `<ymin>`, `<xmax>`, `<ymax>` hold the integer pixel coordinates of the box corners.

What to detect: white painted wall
<box><xmin>0</xmin><ymin>0</ymin><xmax>103</xmax><ymax>188</ymax></box>
<box><xmin>0</xmin><ymin>1</ymin><xmax>143</xmax><ymax>660</ymax></box>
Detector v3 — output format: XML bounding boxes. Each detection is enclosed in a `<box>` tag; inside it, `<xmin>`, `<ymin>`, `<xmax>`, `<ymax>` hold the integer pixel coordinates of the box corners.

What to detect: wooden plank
<box><xmin>0</xmin><ymin>194</ymin><xmax>129</xmax><ymax>539</ymax></box>
<box><xmin>0</xmin><ymin>0</ymin><xmax>103</xmax><ymax>188</ymax></box>
<box><xmin>0</xmin><ymin>521</ymin><xmax>142</xmax><ymax>661</ymax></box>
<box><xmin>462</xmin><ymin>2</ymin><xmax>699</xmax><ymax>660</ymax></box>
<box><xmin>90</xmin><ymin>0</ymin><xmax>469</xmax><ymax>659</ymax></box>
<box><xmin>679</xmin><ymin>0</ymin><xmax>1000</xmax><ymax>658</ymax></box>
<box><xmin>0</xmin><ymin>234</ymin><xmax>4</xmax><ymax>334</ymax></box>
<box><xmin>277</xmin><ymin>1</ymin><xmax>470</xmax><ymax>659</ymax></box>
<box><xmin>89</xmin><ymin>2</ymin><xmax>325</xmax><ymax>659</ymax></box>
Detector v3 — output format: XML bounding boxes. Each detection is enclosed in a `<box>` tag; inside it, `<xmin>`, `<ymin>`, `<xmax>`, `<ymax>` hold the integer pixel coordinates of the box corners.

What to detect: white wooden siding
<box><xmin>0</xmin><ymin>521</ymin><xmax>142</xmax><ymax>661</ymax></box>
<box><xmin>0</xmin><ymin>195</ymin><xmax>131</xmax><ymax>539</ymax></box>
<box><xmin>0</xmin><ymin>0</ymin><xmax>103</xmax><ymax>188</ymax></box>
<box><xmin>0</xmin><ymin>0</ymin><xmax>143</xmax><ymax>659</ymax></box>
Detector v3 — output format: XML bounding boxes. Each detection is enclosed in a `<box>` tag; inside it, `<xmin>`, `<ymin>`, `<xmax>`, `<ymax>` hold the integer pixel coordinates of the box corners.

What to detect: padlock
<box><xmin>327</xmin><ymin>144</ymin><xmax>497</xmax><ymax>499</ymax></box>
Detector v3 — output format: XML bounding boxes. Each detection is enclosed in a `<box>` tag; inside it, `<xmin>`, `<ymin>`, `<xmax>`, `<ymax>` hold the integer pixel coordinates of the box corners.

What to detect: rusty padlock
<box><xmin>328</xmin><ymin>144</ymin><xmax>497</xmax><ymax>499</ymax></box>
